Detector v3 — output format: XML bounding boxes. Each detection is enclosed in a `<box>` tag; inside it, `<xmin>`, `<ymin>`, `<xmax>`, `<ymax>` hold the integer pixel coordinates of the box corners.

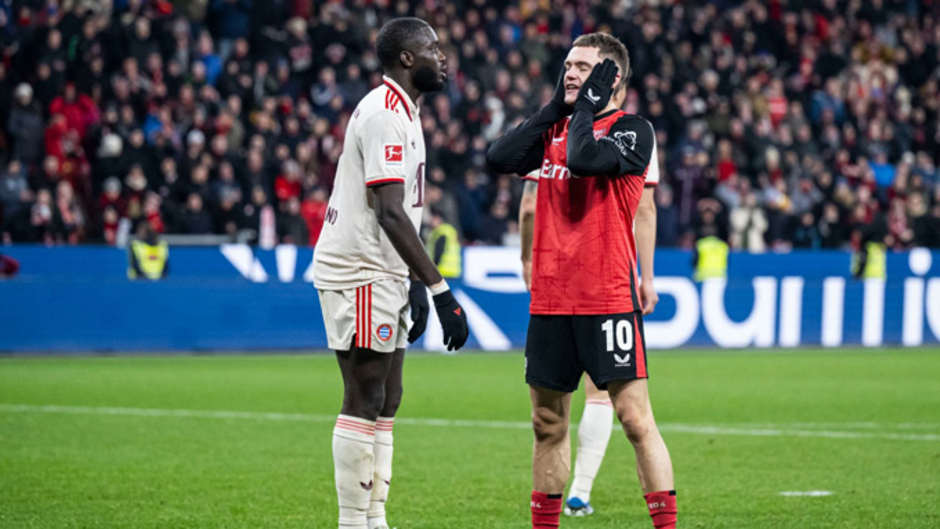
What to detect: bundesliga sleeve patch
<box><xmin>384</xmin><ymin>144</ymin><xmax>404</xmax><ymax>167</ymax></box>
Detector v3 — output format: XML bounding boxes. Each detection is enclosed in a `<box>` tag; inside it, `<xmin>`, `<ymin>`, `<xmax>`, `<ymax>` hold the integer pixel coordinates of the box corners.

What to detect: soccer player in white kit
<box><xmin>312</xmin><ymin>18</ymin><xmax>469</xmax><ymax>529</ymax></box>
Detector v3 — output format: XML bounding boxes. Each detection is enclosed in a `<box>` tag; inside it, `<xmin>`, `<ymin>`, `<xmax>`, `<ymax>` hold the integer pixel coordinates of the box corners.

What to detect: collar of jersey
<box><xmin>593</xmin><ymin>109</ymin><xmax>619</xmax><ymax>122</ymax></box>
<box><xmin>382</xmin><ymin>76</ymin><xmax>419</xmax><ymax>121</ymax></box>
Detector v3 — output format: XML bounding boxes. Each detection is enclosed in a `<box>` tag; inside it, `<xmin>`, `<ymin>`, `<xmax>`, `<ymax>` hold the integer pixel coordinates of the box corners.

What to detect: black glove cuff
<box><xmin>432</xmin><ymin>289</ymin><xmax>456</xmax><ymax>306</ymax></box>
<box><xmin>546</xmin><ymin>100</ymin><xmax>574</xmax><ymax>118</ymax></box>
<box><xmin>410</xmin><ymin>279</ymin><xmax>426</xmax><ymax>293</ymax></box>
<box><xmin>573</xmin><ymin>101</ymin><xmax>598</xmax><ymax>115</ymax></box>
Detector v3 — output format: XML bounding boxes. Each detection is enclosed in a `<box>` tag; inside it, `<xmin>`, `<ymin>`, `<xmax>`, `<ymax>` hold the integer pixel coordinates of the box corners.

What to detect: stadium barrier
<box><xmin>1</xmin><ymin>245</ymin><xmax>938</xmax><ymax>352</ymax></box>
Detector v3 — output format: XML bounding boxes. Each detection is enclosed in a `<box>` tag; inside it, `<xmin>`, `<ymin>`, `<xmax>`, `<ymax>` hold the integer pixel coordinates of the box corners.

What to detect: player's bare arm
<box><xmin>372</xmin><ymin>183</ymin><xmax>467</xmax><ymax>350</ymax></box>
<box><xmin>636</xmin><ymin>187</ymin><xmax>658</xmax><ymax>315</ymax></box>
<box><xmin>373</xmin><ymin>183</ymin><xmax>444</xmax><ymax>288</ymax></box>
<box><xmin>519</xmin><ymin>179</ymin><xmax>538</xmax><ymax>291</ymax></box>
<box><xmin>485</xmin><ymin>71</ymin><xmax>572</xmax><ymax>175</ymax></box>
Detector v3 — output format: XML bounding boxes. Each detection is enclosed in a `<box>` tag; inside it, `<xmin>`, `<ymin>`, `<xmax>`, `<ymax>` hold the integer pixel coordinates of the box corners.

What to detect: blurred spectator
<box><xmin>729</xmin><ymin>191</ymin><xmax>768</xmax><ymax>252</ymax></box>
<box><xmin>426</xmin><ymin>207</ymin><xmax>462</xmax><ymax>278</ymax></box>
<box><xmin>301</xmin><ymin>187</ymin><xmax>328</xmax><ymax>246</ymax></box>
<box><xmin>1</xmin><ymin>160</ymin><xmax>30</xmax><ymax>234</ymax></box>
<box><xmin>23</xmin><ymin>188</ymin><xmax>55</xmax><ymax>244</ymax></box>
<box><xmin>53</xmin><ymin>180</ymin><xmax>86</xmax><ymax>244</ymax></box>
<box><xmin>915</xmin><ymin>203</ymin><xmax>940</xmax><ymax>248</ymax></box>
<box><xmin>789</xmin><ymin>212</ymin><xmax>822</xmax><ymax>250</ymax></box>
<box><xmin>48</xmin><ymin>82</ymin><xmax>98</xmax><ymax>140</ymax></box>
<box><xmin>127</xmin><ymin>222</ymin><xmax>168</xmax><ymax>281</ymax></box>
<box><xmin>478</xmin><ymin>202</ymin><xmax>510</xmax><ymax>246</ymax></box>
<box><xmin>818</xmin><ymin>203</ymin><xmax>846</xmax><ymax>249</ymax></box>
<box><xmin>655</xmin><ymin>185</ymin><xmax>680</xmax><ymax>248</ymax></box>
<box><xmin>277</xmin><ymin>196</ymin><xmax>307</xmax><ymax>245</ymax></box>
<box><xmin>180</xmin><ymin>193</ymin><xmax>212</xmax><ymax>234</ymax></box>
<box><xmin>8</xmin><ymin>84</ymin><xmax>45</xmax><ymax>167</ymax></box>
<box><xmin>209</xmin><ymin>0</ymin><xmax>252</xmax><ymax>61</ymax></box>
<box><xmin>0</xmin><ymin>0</ymin><xmax>936</xmax><ymax>256</ymax></box>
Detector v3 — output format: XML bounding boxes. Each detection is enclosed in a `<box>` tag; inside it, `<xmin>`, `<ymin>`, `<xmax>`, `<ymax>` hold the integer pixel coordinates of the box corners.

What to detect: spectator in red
<box><xmin>274</xmin><ymin>160</ymin><xmax>302</xmax><ymax>203</ymax></box>
<box><xmin>43</xmin><ymin>114</ymin><xmax>70</xmax><ymax>163</ymax></box>
<box><xmin>99</xmin><ymin>177</ymin><xmax>126</xmax><ymax>217</ymax></box>
<box><xmin>715</xmin><ymin>139</ymin><xmax>738</xmax><ymax>182</ymax></box>
<box><xmin>301</xmin><ymin>187</ymin><xmax>328</xmax><ymax>246</ymax></box>
<box><xmin>765</xmin><ymin>79</ymin><xmax>788</xmax><ymax>128</ymax></box>
<box><xmin>48</xmin><ymin>82</ymin><xmax>99</xmax><ymax>139</ymax></box>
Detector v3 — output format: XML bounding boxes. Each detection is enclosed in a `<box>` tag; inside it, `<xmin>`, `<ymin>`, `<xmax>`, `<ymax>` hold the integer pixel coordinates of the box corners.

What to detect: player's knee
<box><xmin>381</xmin><ymin>384</ymin><xmax>403</xmax><ymax>416</ymax></box>
<box><xmin>345</xmin><ymin>382</ymin><xmax>386</xmax><ymax>419</ymax></box>
<box><xmin>618</xmin><ymin>408</ymin><xmax>655</xmax><ymax>445</ymax></box>
<box><xmin>532</xmin><ymin>406</ymin><xmax>568</xmax><ymax>443</ymax></box>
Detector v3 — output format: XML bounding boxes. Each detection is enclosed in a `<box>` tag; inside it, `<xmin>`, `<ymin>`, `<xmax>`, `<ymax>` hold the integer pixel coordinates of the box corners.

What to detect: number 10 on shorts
<box><xmin>602</xmin><ymin>318</ymin><xmax>634</xmax><ymax>352</ymax></box>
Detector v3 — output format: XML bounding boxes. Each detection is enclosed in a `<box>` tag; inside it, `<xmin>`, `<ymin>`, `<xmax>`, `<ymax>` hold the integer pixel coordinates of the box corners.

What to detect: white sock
<box><xmin>568</xmin><ymin>399</ymin><xmax>613</xmax><ymax>503</ymax></box>
<box><xmin>333</xmin><ymin>415</ymin><xmax>376</xmax><ymax>529</ymax></box>
<box><xmin>367</xmin><ymin>416</ymin><xmax>394</xmax><ymax>528</ymax></box>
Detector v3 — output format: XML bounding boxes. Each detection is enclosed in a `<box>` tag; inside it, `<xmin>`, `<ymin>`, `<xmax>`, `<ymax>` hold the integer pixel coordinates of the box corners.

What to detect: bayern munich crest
<box><xmin>376</xmin><ymin>324</ymin><xmax>393</xmax><ymax>342</ymax></box>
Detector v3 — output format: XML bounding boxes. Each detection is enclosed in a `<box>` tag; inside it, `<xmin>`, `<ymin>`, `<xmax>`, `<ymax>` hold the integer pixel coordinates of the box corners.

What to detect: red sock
<box><xmin>645</xmin><ymin>490</ymin><xmax>677</xmax><ymax>529</ymax></box>
<box><xmin>531</xmin><ymin>491</ymin><xmax>562</xmax><ymax>528</ymax></box>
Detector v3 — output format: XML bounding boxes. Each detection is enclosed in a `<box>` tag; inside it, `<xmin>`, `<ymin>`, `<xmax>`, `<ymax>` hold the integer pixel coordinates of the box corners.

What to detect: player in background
<box><xmin>519</xmin><ymin>138</ymin><xmax>659</xmax><ymax>517</ymax></box>
<box><xmin>487</xmin><ymin>33</ymin><xmax>676</xmax><ymax>529</ymax></box>
<box><xmin>312</xmin><ymin>18</ymin><xmax>469</xmax><ymax>529</ymax></box>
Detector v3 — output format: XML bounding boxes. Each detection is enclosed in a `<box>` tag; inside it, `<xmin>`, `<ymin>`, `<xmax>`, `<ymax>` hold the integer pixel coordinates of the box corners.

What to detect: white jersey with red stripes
<box><xmin>313</xmin><ymin>76</ymin><xmax>427</xmax><ymax>289</ymax></box>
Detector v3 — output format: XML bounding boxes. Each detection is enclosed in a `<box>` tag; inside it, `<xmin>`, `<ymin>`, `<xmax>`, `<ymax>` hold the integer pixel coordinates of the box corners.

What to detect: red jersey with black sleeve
<box><xmin>523</xmin><ymin>110</ymin><xmax>655</xmax><ymax>315</ymax></box>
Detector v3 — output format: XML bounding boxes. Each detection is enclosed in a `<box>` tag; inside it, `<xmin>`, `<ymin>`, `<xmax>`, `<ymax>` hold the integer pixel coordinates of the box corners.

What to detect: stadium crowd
<box><xmin>1</xmin><ymin>0</ymin><xmax>939</xmax><ymax>251</ymax></box>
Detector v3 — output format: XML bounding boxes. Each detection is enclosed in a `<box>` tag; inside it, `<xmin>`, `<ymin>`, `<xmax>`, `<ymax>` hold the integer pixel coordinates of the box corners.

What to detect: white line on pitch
<box><xmin>1</xmin><ymin>404</ymin><xmax>939</xmax><ymax>442</ymax></box>
<box><xmin>719</xmin><ymin>422</ymin><xmax>940</xmax><ymax>431</ymax></box>
<box><xmin>657</xmin><ymin>424</ymin><xmax>940</xmax><ymax>442</ymax></box>
<box><xmin>779</xmin><ymin>491</ymin><xmax>833</xmax><ymax>497</ymax></box>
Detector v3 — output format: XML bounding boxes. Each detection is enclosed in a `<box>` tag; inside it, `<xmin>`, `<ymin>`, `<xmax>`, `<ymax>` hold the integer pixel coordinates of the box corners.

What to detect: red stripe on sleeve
<box><xmin>366</xmin><ymin>177</ymin><xmax>406</xmax><ymax>187</ymax></box>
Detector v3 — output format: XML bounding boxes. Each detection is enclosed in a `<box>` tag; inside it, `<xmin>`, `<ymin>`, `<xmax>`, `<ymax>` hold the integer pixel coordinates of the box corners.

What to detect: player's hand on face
<box><xmin>640</xmin><ymin>280</ymin><xmax>659</xmax><ymax>316</ymax></box>
<box><xmin>574</xmin><ymin>59</ymin><xmax>618</xmax><ymax>114</ymax></box>
<box><xmin>551</xmin><ymin>66</ymin><xmax>574</xmax><ymax>116</ymax></box>
<box><xmin>432</xmin><ymin>290</ymin><xmax>469</xmax><ymax>351</ymax></box>
<box><xmin>407</xmin><ymin>279</ymin><xmax>430</xmax><ymax>343</ymax></box>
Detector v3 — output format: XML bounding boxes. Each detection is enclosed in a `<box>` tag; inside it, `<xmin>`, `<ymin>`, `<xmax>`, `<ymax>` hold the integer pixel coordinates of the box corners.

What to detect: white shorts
<box><xmin>318</xmin><ymin>280</ymin><xmax>410</xmax><ymax>353</ymax></box>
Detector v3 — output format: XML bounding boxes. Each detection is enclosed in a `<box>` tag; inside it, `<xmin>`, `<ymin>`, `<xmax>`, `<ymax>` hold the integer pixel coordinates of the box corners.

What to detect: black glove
<box><xmin>433</xmin><ymin>289</ymin><xmax>469</xmax><ymax>351</ymax></box>
<box><xmin>574</xmin><ymin>59</ymin><xmax>618</xmax><ymax>115</ymax></box>
<box><xmin>549</xmin><ymin>66</ymin><xmax>574</xmax><ymax>116</ymax></box>
<box><xmin>407</xmin><ymin>279</ymin><xmax>429</xmax><ymax>343</ymax></box>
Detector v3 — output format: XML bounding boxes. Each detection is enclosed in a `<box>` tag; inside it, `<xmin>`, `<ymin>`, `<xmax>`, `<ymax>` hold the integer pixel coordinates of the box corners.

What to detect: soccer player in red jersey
<box><xmin>487</xmin><ymin>33</ymin><xmax>677</xmax><ymax>529</ymax></box>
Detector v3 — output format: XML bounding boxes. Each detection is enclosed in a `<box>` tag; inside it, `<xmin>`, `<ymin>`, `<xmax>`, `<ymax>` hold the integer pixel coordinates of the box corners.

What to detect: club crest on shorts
<box><xmin>376</xmin><ymin>324</ymin><xmax>393</xmax><ymax>342</ymax></box>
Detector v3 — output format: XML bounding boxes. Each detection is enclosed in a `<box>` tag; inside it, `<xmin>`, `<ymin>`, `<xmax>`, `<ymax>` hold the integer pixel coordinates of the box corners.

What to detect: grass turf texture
<box><xmin>1</xmin><ymin>349</ymin><xmax>939</xmax><ymax>528</ymax></box>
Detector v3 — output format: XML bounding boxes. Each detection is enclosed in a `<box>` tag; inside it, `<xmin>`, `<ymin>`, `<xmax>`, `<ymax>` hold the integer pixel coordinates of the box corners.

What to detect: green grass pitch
<box><xmin>1</xmin><ymin>348</ymin><xmax>939</xmax><ymax>528</ymax></box>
